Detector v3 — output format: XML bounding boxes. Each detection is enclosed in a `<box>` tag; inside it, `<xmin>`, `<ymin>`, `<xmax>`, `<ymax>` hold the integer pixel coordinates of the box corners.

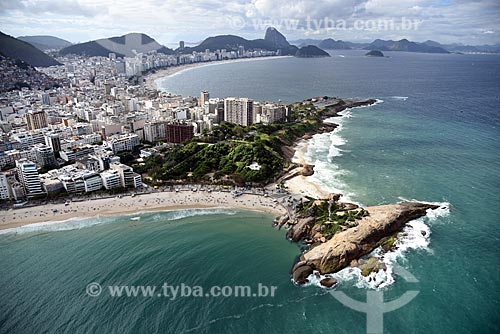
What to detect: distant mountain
<box><xmin>290</xmin><ymin>39</ymin><xmax>322</xmax><ymax>47</ymax></box>
<box><xmin>422</xmin><ymin>40</ymin><xmax>443</xmax><ymax>48</ymax></box>
<box><xmin>318</xmin><ymin>38</ymin><xmax>352</xmax><ymax>50</ymax></box>
<box><xmin>0</xmin><ymin>32</ymin><xmax>61</xmax><ymax>67</ymax></box>
<box><xmin>18</xmin><ymin>35</ymin><xmax>72</xmax><ymax>51</ymax></box>
<box><xmin>179</xmin><ymin>27</ymin><xmax>298</xmax><ymax>56</ymax></box>
<box><xmin>422</xmin><ymin>40</ymin><xmax>500</xmax><ymax>53</ymax></box>
<box><xmin>59</xmin><ymin>33</ymin><xmax>174</xmax><ymax>57</ymax></box>
<box><xmin>295</xmin><ymin>45</ymin><xmax>330</xmax><ymax>58</ymax></box>
<box><xmin>291</xmin><ymin>39</ymin><xmax>369</xmax><ymax>49</ymax></box>
<box><xmin>264</xmin><ymin>27</ymin><xmax>290</xmax><ymax>48</ymax></box>
<box><xmin>364</xmin><ymin>39</ymin><xmax>449</xmax><ymax>53</ymax></box>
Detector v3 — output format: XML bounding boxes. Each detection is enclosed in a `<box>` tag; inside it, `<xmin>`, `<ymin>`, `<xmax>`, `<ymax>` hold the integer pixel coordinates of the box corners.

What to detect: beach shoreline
<box><xmin>145</xmin><ymin>55</ymin><xmax>292</xmax><ymax>90</ymax></box>
<box><xmin>284</xmin><ymin>139</ymin><xmax>331</xmax><ymax>199</ymax></box>
<box><xmin>0</xmin><ymin>190</ymin><xmax>286</xmax><ymax>232</ymax></box>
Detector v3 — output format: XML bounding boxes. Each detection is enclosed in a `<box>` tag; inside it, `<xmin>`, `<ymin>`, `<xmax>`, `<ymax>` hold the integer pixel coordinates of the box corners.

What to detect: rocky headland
<box><xmin>280</xmin><ymin>196</ymin><xmax>439</xmax><ymax>286</ymax></box>
<box><xmin>273</xmin><ymin>97</ymin><xmax>440</xmax><ymax>287</ymax></box>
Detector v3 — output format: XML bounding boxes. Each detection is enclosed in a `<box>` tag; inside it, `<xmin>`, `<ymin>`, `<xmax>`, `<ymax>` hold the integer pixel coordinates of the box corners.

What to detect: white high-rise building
<box><xmin>0</xmin><ymin>173</ymin><xmax>11</xmax><ymax>200</ymax></box>
<box><xmin>200</xmin><ymin>90</ymin><xmax>209</xmax><ymax>107</ymax></box>
<box><xmin>144</xmin><ymin>121</ymin><xmax>167</xmax><ymax>143</ymax></box>
<box><xmin>224</xmin><ymin>98</ymin><xmax>254</xmax><ymax>126</ymax></box>
<box><xmin>34</xmin><ymin>144</ymin><xmax>57</xmax><ymax>168</ymax></box>
<box><xmin>101</xmin><ymin>170</ymin><xmax>122</xmax><ymax>190</ymax></box>
<box><xmin>16</xmin><ymin>159</ymin><xmax>44</xmax><ymax>198</ymax></box>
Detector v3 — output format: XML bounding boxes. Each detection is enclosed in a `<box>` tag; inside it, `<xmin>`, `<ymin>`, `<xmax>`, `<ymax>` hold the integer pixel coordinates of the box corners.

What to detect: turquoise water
<box><xmin>1</xmin><ymin>51</ymin><xmax>500</xmax><ymax>333</ymax></box>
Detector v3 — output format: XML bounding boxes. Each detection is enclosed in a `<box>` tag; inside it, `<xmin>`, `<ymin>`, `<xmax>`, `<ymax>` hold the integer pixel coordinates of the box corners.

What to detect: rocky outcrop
<box><xmin>365</xmin><ymin>50</ymin><xmax>385</xmax><ymax>57</ymax></box>
<box><xmin>320</xmin><ymin>277</ymin><xmax>338</xmax><ymax>288</ymax></box>
<box><xmin>274</xmin><ymin>214</ymin><xmax>289</xmax><ymax>229</ymax></box>
<box><xmin>299</xmin><ymin>164</ymin><xmax>314</xmax><ymax>176</ymax></box>
<box><xmin>291</xmin><ymin>202</ymin><xmax>438</xmax><ymax>282</ymax></box>
<box><xmin>287</xmin><ymin>217</ymin><xmax>316</xmax><ymax>242</ymax></box>
<box><xmin>292</xmin><ymin>261</ymin><xmax>314</xmax><ymax>284</ymax></box>
<box><xmin>295</xmin><ymin>45</ymin><xmax>330</xmax><ymax>58</ymax></box>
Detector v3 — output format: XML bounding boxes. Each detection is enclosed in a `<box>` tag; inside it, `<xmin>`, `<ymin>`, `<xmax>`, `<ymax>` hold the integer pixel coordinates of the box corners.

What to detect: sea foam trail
<box><xmin>0</xmin><ymin>208</ymin><xmax>238</xmax><ymax>236</ymax></box>
<box><xmin>305</xmin><ymin>103</ymin><xmax>380</xmax><ymax>205</ymax></box>
<box><xmin>152</xmin><ymin>208</ymin><xmax>237</xmax><ymax>221</ymax></box>
<box><xmin>0</xmin><ymin>216</ymin><xmax>104</xmax><ymax>236</ymax></box>
<box><xmin>305</xmin><ymin>202</ymin><xmax>451</xmax><ymax>290</ymax></box>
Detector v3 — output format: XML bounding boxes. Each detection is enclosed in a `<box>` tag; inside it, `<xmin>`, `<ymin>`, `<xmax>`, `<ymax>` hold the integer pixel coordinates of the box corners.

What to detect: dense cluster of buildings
<box><xmin>0</xmin><ymin>49</ymin><xmax>289</xmax><ymax>201</ymax></box>
<box><xmin>0</xmin><ymin>55</ymin><xmax>64</xmax><ymax>93</ymax></box>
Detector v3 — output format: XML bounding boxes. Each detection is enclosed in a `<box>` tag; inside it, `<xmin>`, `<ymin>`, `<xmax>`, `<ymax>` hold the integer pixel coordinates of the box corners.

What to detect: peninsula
<box><xmin>0</xmin><ymin>90</ymin><xmax>441</xmax><ymax>290</ymax></box>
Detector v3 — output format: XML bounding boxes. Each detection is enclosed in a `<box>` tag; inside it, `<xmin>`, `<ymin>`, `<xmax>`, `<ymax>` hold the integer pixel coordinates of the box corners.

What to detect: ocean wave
<box><xmin>0</xmin><ymin>208</ymin><xmax>239</xmax><ymax>236</ymax></box>
<box><xmin>390</xmin><ymin>96</ymin><xmax>409</xmax><ymax>101</ymax></box>
<box><xmin>305</xmin><ymin>204</ymin><xmax>450</xmax><ymax>290</ymax></box>
<box><xmin>157</xmin><ymin>208</ymin><xmax>238</xmax><ymax>221</ymax></box>
<box><xmin>0</xmin><ymin>216</ymin><xmax>106</xmax><ymax>235</ymax></box>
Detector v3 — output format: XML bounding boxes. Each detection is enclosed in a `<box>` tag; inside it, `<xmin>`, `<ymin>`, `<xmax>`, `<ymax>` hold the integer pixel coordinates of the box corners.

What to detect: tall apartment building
<box><xmin>166</xmin><ymin>123</ymin><xmax>194</xmax><ymax>144</ymax></box>
<box><xmin>224</xmin><ymin>98</ymin><xmax>254</xmax><ymax>126</ymax></box>
<box><xmin>26</xmin><ymin>110</ymin><xmax>48</xmax><ymax>130</ymax></box>
<box><xmin>199</xmin><ymin>90</ymin><xmax>209</xmax><ymax>107</ymax></box>
<box><xmin>16</xmin><ymin>159</ymin><xmax>44</xmax><ymax>198</ymax></box>
<box><xmin>255</xmin><ymin>103</ymin><xmax>286</xmax><ymax>124</ymax></box>
<box><xmin>60</xmin><ymin>145</ymin><xmax>96</xmax><ymax>162</ymax></box>
<box><xmin>44</xmin><ymin>133</ymin><xmax>62</xmax><ymax>153</ymax></box>
<box><xmin>208</xmin><ymin>99</ymin><xmax>225</xmax><ymax>124</ymax></box>
<box><xmin>144</xmin><ymin>121</ymin><xmax>167</xmax><ymax>143</ymax></box>
<box><xmin>107</xmin><ymin>134</ymin><xmax>140</xmax><ymax>153</ymax></box>
<box><xmin>0</xmin><ymin>173</ymin><xmax>10</xmax><ymax>200</ymax></box>
<box><xmin>34</xmin><ymin>144</ymin><xmax>57</xmax><ymax>168</ymax></box>
<box><xmin>111</xmin><ymin>163</ymin><xmax>142</xmax><ymax>188</ymax></box>
<box><xmin>101</xmin><ymin>170</ymin><xmax>122</xmax><ymax>190</ymax></box>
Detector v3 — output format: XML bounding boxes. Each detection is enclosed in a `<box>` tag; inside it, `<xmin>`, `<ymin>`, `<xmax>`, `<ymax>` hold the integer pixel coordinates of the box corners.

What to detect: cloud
<box><xmin>0</xmin><ymin>0</ymin><xmax>499</xmax><ymax>45</ymax></box>
<box><xmin>0</xmin><ymin>0</ymin><xmax>107</xmax><ymax>17</ymax></box>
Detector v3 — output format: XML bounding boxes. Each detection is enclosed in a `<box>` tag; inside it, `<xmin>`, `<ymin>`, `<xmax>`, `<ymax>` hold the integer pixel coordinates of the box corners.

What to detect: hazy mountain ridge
<box><xmin>291</xmin><ymin>37</ymin><xmax>500</xmax><ymax>53</ymax></box>
<box><xmin>0</xmin><ymin>32</ymin><xmax>61</xmax><ymax>67</ymax></box>
<box><xmin>59</xmin><ymin>33</ymin><xmax>174</xmax><ymax>57</ymax></box>
<box><xmin>17</xmin><ymin>35</ymin><xmax>72</xmax><ymax>51</ymax></box>
<box><xmin>178</xmin><ymin>28</ymin><xmax>300</xmax><ymax>56</ymax></box>
<box><xmin>318</xmin><ymin>38</ymin><xmax>352</xmax><ymax>50</ymax></box>
<box><xmin>422</xmin><ymin>40</ymin><xmax>500</xmax><ymax>53</ymax></box>
<box><xmin>364</xmin><ymin>39</ymin><xmax>449</xmax><ymax>53</ymax></box>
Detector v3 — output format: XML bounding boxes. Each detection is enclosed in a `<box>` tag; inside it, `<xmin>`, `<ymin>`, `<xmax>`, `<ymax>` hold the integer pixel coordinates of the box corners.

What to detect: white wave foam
<box><xmin>0</xmin><ymin>208</ymin><xmax>239</xmax><ymax>236</ymax></box>
<box><xmin>0</xmin><ymin>216</ymin><xmax>105</xmax><ymax>235</ymax></box>
<box><xmin>162</xmin><ymin>208</ymin><xmax>237</xmax><ymax>221</ymax></box>
<box><xmin>390</xmin><ymin>96</ymin><xmax>409</xmax><ymax>101</ymax></box>
<box><xmin>305</xmin><ymin>204</ymin><xmax>450</xmax><ymax>290</ymax></box>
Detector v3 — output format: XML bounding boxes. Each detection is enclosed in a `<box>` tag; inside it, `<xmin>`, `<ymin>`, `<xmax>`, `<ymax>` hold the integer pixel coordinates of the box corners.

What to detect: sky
<box><xmin>1</xmin><ymin>0</ymin><xmax>499</xmax><ymax>46</ymax></box>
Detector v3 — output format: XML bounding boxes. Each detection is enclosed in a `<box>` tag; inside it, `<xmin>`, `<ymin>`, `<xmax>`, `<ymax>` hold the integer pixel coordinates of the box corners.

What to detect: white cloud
<box><xmin>0</xmin><ymin>0</ymin><xmax>499</xmax><ymax>45</ymax></box>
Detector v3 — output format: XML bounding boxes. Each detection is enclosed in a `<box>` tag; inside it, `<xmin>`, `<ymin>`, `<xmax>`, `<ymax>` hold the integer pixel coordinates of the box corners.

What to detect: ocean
<box><xmin>1</xmin><ymin>50</ymin><xmax>499</xmax><ymax>333</ymax></box>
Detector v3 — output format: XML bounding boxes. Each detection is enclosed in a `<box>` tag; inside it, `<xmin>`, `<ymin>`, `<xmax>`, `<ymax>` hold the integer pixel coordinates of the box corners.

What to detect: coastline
<box><xmin>285</xmin><ymin>139</ymin><xmax>331</xmax><ymax>199</ymax></box>
<box><xmin>284</xmin><ymin>99</ymin><xmax>379</xmax><ymax>201</ymax></box>
<box><xmin>145</xmin><ymin>55</ymin><xmax>292</xmax><ymax>91</ymax></box>
<box><xmin>0</xmin><ymin>190</ymin><xmax>286</xmax><ymax>232</ymax></box>
<box><xmin>0</xmin><ymin>98</ymin><xmax>377</xmax><ymax>233</ymax></box>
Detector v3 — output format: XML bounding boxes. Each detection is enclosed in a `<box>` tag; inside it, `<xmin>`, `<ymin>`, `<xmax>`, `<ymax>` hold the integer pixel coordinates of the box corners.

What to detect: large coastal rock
<box><xmin>294</xmin><ymin>202</ymin><xmax>438</xmax><ymax>277</ymax></box>
<box><xmin>287</xmin><ymin>217</ymin><xmax>316</xmax><ymax>242</ymax></box>
<box><xmin>295</xmin><ymin>45</ymin><xmax>330</xmax><ymax>58</ymax></box>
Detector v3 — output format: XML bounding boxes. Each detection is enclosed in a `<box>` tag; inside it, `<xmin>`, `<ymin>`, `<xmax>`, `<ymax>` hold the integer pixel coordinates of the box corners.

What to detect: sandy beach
<box><xmin>0</xmin><ymin>190</ymin><xmax>287</xmax><ymax>232</ymax></box>
<box><xmin>145</xmin><ymin>56</ymin><xmax>292</xmax><ymax>90</ymax></box>
<box><xmin>284</xmin><ymin>139</ymin><xmax>331</xmax><ymax>199</ymax></box>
